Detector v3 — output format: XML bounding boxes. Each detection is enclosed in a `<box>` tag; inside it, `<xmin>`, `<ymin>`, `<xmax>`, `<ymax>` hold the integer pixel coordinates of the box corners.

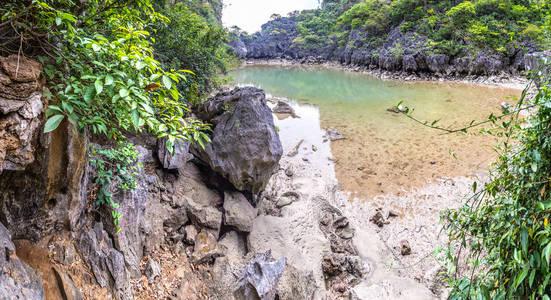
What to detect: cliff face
<box><xmin>231</xmin><ymin>18</ymin><xmax>540</xmax><ymax>76</ymax></box>
<box><xmin>229</xmin><ymin>0</ymin><xmax>550</xmax><ymax>77</ymax></box>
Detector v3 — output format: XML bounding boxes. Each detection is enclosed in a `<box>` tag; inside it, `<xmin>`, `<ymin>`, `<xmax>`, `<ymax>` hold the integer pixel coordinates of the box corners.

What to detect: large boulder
<box><xmin>0</xmin><ymin>222</ymin><xmax>44</xmax><ymax>299</ymax></box>
<box><xmin>193</xmin><ymin>87</ymin><xmax>283</xmax><ymax>194</ymax></box>
<box><xmin>223</xmin><ymin>191</ymin><xmax>257</xmax><ymax>232</ymax></box>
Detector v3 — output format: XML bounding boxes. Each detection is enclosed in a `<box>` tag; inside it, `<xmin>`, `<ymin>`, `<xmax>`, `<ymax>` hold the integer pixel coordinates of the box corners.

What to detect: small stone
<box><xmin>145</xmin><ymin>259</ymin><xmax>161</xmax><ymax>282</ymax></box>
<box><xmin>276</xmin><ymin>197</ymin><xmax>293</xmax><ymax>208</ymax></box>
<box><xmin>357</xmin><ymin>166</ymin><xmax>365</xmax><ymax>171</ymax></box>
<box><xmin>388</xmin><ymin>210</ymin><xmax>399</xmax><ymax>218</ymax></box>
<box><xmin>333</xmin><ymin>216</ymin><xmax>349</xmax><ymax>229</ymax></box>
<box><xmin>322</xmin><ymin>255</ymin><xmax>342</xmax><ymax>276</ymax></box>
<box><xmin>333</xmin><ymin>282</ymin><xmax>347</xmax><ymax>293</ymax></box>
<box><xmin>284</xmin><ymin>167</ymin><xmax>294</xmax><ymax>177</ymax></box>
<box><xmin>183</xmin><ymin>225</ymin><xmax>198</xmax><ymax>245</ymax></box>
<box><xmin>370</xmin><ymin>211</ymin><xmax>385</xmax><ymax>228</ymax></box>
<box><xmin>337</xmin><ymin>227</ymin><xmax>355</xmax><ymax>239</ymax></box>
<box><xmin>400</xmin><ymin>240</ymin><xmax>411</xmax><ymax>256</ymax></box>
<box><xmin>302</xmin><ymin>157</ymin><xmax>309</xmax><ymax>162</ymax></box>
<box><xmin>312</xmin><ymin>145</ymin><xmax>317</xmax><ymax>152</ymax></box>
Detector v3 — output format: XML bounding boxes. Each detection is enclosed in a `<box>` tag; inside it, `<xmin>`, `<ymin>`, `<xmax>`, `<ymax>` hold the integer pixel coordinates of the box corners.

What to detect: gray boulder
<box><xmin>223</xmin><ymin>191</ymin><xmax>257</xmax><ymax>232</ymax></box>
<box><xmin>235</xmin><ymin>251</ymin><xmax>286</xmax><ymax>300</ymax></box>
<box><xmin>157</xmin><ymin>138</ymin><xmax>190</xmax><ymax>170</ymax></box>
<box><xmin>0</xmin><ymin>222</ymin><xmax>44</xmax><ymax>299</ymax></box>
<box><xmin>193</xmin><ymin>87</ymin><xmax>283</xmax><ymax>194</ymax></box>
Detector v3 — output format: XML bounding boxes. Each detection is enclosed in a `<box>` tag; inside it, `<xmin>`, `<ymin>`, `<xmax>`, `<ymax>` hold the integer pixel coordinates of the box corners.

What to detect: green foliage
<box><xmin>440</xmin><ymin>68</ymin><xmax>551</xmax><ymax>299</ymax></box>
<box><xmin>284</xmin><ymin>0</ymin><xmax>549</xmax><ymax>58</ymax></box>
<box><xmin>1</xmin><ymin>0</ymin><xmax>215</xmax><ymax>231</ymax></box>
<box><xmin>152</xmin><ymin>2</ymin><xmax>234</xmax><ymax>104</ymax></box>
<box><xmin>90</xmin><ymin>142</ymin><xmax>141</xmax><ymax>232</ymax></box>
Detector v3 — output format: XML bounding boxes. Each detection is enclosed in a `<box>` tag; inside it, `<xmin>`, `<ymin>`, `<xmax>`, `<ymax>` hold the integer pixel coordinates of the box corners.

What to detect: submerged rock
<box><xmin>323</xmin><ymin>128</ymin><xmax>345</xmax><ymax>141</ymax></box>
<box><xmin>272</xmin><ymin>101</ymin><xmax>297</xmax><ymax>117</ymax></box>
<box><xmin>193</xmin><ymin>87</ymin><xmax>283</xmax><ymax>194</ymax></box>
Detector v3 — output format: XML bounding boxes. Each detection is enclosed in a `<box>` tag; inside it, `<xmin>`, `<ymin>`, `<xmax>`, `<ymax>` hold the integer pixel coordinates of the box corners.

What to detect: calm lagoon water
<box><xmin>231</xmin><ymin>65</ymin><xmax>521</xmax><ymax>198</ymax></box>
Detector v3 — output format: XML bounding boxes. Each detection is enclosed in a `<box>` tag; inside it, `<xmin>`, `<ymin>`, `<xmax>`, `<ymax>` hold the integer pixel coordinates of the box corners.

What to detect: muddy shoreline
<box><xmin>242</xmin><ymin>58</ymin><xmax>528</xmax><ymax>90</ymax></box>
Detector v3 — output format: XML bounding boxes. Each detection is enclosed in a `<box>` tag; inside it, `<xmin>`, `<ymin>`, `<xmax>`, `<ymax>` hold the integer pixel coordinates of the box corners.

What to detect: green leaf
<box><xmin>119</xmin><ymin>88</ymin><xmax>129</xmax><ymax>98</ymax></box>
<box><xmin>44</xmin><ymin>114</ymin><xmax>65</xmax><ymax>133</ymax></box>
<box><xmin>104</xmin><ymin>75</ymin><xmax>114</xmax><ymax>86</ymax></box>
<box><xmin>162</xmin><ymin>75</ymin><xmax>172</xmax><ymax>90</ymax></box>
<box><xmin>95</xmin><ymin>79</ymin><xmax>103</xmax><ymax>95</ymax></box>
<box><xmin>514</xmin><ymin>268</ymin><xmax>529</xmax><ymax>290</ymax></box>
<box><xmin>84</xmin><ymin>86</ymin><xmax>95</xmax><ymax>103</ymax></box>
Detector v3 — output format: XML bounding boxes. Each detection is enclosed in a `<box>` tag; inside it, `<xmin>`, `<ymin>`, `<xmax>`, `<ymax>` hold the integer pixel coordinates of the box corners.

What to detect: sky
<box><xmin>222</xmin><ymin>0</ymin><xmax>320</xmax><ymax>34</ymax></box>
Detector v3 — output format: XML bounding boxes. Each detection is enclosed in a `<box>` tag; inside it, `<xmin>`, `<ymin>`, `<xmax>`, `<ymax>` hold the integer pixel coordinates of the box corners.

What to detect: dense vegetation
<box><xmin>247</xmin><ymin>0</ymin><xmax>550</xmax><ymax>60</ymax></box>
<box><xmin>0</xmin><ymin>0</ymin><xmax>231</xmax><ymax>229</ymax></box>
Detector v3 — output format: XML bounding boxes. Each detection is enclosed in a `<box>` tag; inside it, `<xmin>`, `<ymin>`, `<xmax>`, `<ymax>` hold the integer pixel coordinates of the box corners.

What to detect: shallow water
<box><xmin>231</xmin><ymin>65</ymin><xmax>521</xmax><ymax>198</ymax></box>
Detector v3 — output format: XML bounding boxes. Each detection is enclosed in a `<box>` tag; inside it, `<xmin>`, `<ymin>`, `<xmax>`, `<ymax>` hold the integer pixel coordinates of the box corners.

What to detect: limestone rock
<box><xmin>272</xmin><ymin>101</ymin><xmax>296</xmax><ymax>117</ymax></box>
<box><xmin>0</xmin><ymin>222</ymin><xmax>44</xmax><ymax>299</ymax></box>
<box><xmin>144</xmin><ymin>259</ymin><xmax>161</xmax><ymax>282</ymax></box>
<box><xmin>0</xmin><ymin>55</ymin><xmax>42</xmax><ymax>83</ymax></box>
<box><xmin>193</xmin><ymin>87</ymin><xmax>283</xmax><ymax>194</ymax></box>
<box><xmin>235</xmin><ymin>251</ymin><xmax>286</xmax><ymax>300</ymax></box>
<box><xmin>218</xmin><ymin>231</ymin><xmax>246</xmax><ymax>260</ymax></box>
<box><xmin>183</xmin><ymin>225</ymin><xmax>198</xmax><ymax>245</ymax></box>
<box><xmin>157</xmin><ymin>138</ymin><xmax>190</xmax><ymax>170</ymax></box>
<box><xmin>223</xmin><ymin>191</ymin><xmax>257</xmax><ymax>232</ymax></box>
<box><xmin>52</xmin><ymin>266</ymin><xmax>83</xmax><ymax>300</ymax></box>
<box><xmin>183</xmin><ymin>195</ymin><xmax>222</xmax><ymax>231</ymax></box>
<box><xmin>191</xmin><ymin>230</ymin><xmax>223</xmax><ymax>264</ymax></box>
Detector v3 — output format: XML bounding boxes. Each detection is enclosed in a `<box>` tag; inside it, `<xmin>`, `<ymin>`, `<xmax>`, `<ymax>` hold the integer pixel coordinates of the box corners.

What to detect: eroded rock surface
<box><xmin>193</xmin><ymin>87</ymin><xmax>283</xmax><ymax>194</ymax></box>
<box><xmin>0</xmin><ymin>222</ymin><xmax>44</xmax><ymax>299</ymax></box>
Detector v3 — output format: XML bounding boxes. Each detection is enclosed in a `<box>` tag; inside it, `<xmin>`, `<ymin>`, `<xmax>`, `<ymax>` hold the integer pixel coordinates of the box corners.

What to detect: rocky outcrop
<box><xmin>0</xmin><ymin>55</ymin><xmax>43</xmax><ymax>173</ymax></box>
<box><xmin>193</xmin><ymin>87</ymin><xmax>283</xmax><ymax>194</ymax></box>
<box><xmin>0</xmin><ymin>222</ymin><xmax>44</xmax><ymax>299</ymax></box>
<box><xmin>230</xmin><ymin>18</ymin><xmax>537</xmax><ymax>77</ymax></box>
<box><xmin>0</xmin><ymin>55</ymin><xmax>89</xmax><ymax>242</ymax></box>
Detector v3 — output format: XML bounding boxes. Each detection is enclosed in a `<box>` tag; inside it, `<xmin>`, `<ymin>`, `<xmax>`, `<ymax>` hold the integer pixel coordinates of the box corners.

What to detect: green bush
<box><xmin>152</xmin><ymin>2</ymin><xmax>234</xmax><ymax>104</ymax></box>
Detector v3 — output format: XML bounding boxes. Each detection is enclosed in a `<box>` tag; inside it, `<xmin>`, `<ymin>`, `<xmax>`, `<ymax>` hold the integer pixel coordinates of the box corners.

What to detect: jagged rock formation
<box><xmin>0</xmin><ymin>55</ymin><xmax>44</xmax><ymax>172</ymax></box>
<box><xmin>193</xmin><ymin>87</ymin><xmax>283</xmax><ymax>194</ymax></box>
<box><xmin>0</xmin><ymin>223</ymin><xmax>44</xmax><ymax>298</ymax></box>
<box><xmin>230</xmin><ymin>18</ymin><xmax>545</xmax><ymax>77</ymax></box>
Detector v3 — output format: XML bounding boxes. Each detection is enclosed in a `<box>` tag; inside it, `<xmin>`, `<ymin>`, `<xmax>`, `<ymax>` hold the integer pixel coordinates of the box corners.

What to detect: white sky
<box><xmin>222</xmin><ymin>0</ymin><xmax>320</xmax><ymax>34</ymax></box>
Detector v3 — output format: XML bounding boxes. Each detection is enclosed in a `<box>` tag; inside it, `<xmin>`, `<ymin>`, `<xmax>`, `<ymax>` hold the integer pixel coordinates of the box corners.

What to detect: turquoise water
<box><xmin>231</xmin><ymin>65</ymin><xmax>521</xmax><ymax>197</ymax></box>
